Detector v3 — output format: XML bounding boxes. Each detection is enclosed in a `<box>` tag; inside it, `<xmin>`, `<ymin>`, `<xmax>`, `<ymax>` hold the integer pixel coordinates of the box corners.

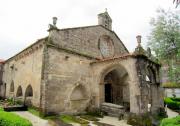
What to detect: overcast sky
<box><xmin>0</xmin><ymin>0</ymin><xmax>179</xmax><ymax>60</ymax></box>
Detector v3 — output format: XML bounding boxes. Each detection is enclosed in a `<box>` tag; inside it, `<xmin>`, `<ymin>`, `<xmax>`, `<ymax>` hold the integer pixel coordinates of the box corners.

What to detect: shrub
<box><xmin>171</xmin><ymin>98</ymin><xmax>180</xmax><ymax>102</ymax></box>
<box><xmin>160</xmin><ymin>116</ymin><xmax>180</xmax><ymax>126</ymax></box>
<box><xmin>0</xmin><ymin>110</ymin><xmax>32</xmax><ymax>126</ymax></box>
<box><xmin>0</xmin><ymin>107</ymin><xmax>3</xmax><ymax>111</ymax></box>
<box><xmin>164</xmin><ymin>97</ymin><xmax>180</xmax><ymax>110</ymax></box>
<box><xmin>162</xmin><ymin>82</ymin><xmax>180</xmax><ymax>88</ymax></box>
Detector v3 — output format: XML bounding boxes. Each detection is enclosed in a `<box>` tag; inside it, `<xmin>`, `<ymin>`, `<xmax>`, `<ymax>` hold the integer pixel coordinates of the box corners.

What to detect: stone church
<box><xmin>1</xmin><ymin>11</ymin><xmax>164</xmax><ymax>116</ymax></box>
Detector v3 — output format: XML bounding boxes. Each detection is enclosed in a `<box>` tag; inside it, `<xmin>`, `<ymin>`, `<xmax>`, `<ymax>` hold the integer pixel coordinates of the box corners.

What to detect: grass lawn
<box><xmin>160</xmin><ymin>116</ymin><xmax>180</xmax><ymax>126</ymax></box>
<box><xmin>28</xmin><ymin>107</ymin><xmax>41</xmax><ymax>117</ymax></box>
<box><xmin>28</xmin><ymin>107</ymin><xmax>89</xmax><ymax>125</ymax></box>
<box><xmin>28</xmin><ymin>107</ymin><xmax>104</xmax><ymax>126</ymax></box>
<box><xmin>0</xmin><ymin>106</ymin><xmax>32</xmax><ymax>126</ymax></box>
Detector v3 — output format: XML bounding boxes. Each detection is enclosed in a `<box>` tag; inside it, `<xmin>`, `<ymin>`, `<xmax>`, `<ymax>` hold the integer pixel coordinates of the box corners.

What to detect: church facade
<box><xmin>1</xmin><ymin>11</ymin><xmax>164</xmax><ymax>115</ymax></box>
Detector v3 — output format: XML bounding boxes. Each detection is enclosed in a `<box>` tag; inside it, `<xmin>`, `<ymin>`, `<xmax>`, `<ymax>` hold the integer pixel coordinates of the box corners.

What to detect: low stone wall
<box><xmin>100</xmin><ymin>103</ymin><xmax>124</xmax><ymax>117</ymax></box>
<box><xmin>164</xmin><ymin>88</ymin><xmax>180</xmax><ymax>97</ymax></box>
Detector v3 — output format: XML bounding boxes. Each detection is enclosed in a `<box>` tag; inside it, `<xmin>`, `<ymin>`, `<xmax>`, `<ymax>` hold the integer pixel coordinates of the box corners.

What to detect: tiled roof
<box><xmin>91</xmin><ymin>53</ymin><xmax>134</xmax><ymax>64</ymax></box>
<box><xmin>0</xmin><ymin>59</ymin><xmax>4</xmax><ymax>63</ymax></box>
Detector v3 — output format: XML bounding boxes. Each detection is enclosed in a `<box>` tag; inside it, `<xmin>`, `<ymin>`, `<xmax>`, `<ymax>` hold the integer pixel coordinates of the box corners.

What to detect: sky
<box><xmin>0</xmin><ymin>0</ymin><xmax>179</xmax><ymax>60</ymax></box>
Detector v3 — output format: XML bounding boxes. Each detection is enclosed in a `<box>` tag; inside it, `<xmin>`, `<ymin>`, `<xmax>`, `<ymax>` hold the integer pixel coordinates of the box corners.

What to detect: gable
<box><xmin>48</xmin><ymin>25</ymin><xmax>129</xmax><ymax>59</ymax></box>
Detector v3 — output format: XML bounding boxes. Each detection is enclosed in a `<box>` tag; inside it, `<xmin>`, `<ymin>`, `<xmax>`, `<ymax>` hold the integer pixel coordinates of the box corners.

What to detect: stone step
<box><xmin>100</xmin><ymin>102</ymin><xmax>125</xmax><ymax>117</ymax></box>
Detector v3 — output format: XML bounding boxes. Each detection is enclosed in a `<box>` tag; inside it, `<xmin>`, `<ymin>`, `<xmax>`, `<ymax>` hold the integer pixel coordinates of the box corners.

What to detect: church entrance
<box><xmin>105</xmin><ymin>83</ymin><xmax>112</xmax><ymax>103</ymax></box>
<box><xmin>100</xmin><ymin>65</ymin><xmax>130</xmax><ymax>110</ymax></box>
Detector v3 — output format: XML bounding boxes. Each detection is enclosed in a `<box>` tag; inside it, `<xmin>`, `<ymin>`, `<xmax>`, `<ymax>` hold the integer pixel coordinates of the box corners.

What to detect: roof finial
<box><xmin>105</xmin><ymin>8</ymin><xmax>107</xmax><ymax>12</ymax></box>
<box><xmin>52</xmin><ymin>17</ymin><xmax>57</xmax><ymax>26</ymax></box>
<box><xmin>136</xmin><ymin>35</ymin><xmax>142</xmax><ymax>46</ymax></box>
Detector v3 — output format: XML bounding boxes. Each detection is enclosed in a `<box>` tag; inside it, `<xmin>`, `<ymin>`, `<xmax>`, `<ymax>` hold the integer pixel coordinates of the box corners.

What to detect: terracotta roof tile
<box><xmin>0</xmin><ymin>59</ymin><xmax>4</xmax><ymax>63</ymax></box>
<box><xmin>91</xmin><ymin>53</ymin><xmax>134</xmax><ymax>64</ymax></box>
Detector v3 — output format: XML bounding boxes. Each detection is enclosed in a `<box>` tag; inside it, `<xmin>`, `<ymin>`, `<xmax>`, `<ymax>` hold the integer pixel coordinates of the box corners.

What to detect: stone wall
<box><xmin>91</xmin><ymin>57</ymin><xmax>141</xmax><ymax>114</ymax></box>
<box><xmin>48</xmin><ymin>25</ymin><xmax>128</xmax><ymax>59</ymax></box>
<box><xmin>0</xmin><ymin>63</ymin><xmax>5</xmax><ymax>98</ymax></box>
<box><xmin>2</xmin><ymin>40</ymin><xmax>44</xmax><ymax>107</ymax></box>
<box><xmin>42</xmin><ymin>46</ymin><xmax>93</xmax><ymax>114</ymax></box>
<box><xmin>135</xmin><ymin>56</ymin><xmax>164</xmax><ymax>113</ymax></box>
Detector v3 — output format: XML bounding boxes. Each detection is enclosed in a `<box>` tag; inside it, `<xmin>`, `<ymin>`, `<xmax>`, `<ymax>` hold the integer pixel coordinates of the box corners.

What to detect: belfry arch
<box><xmin>99</xmin><ymin>64</ymin><xmax>130</xmax><ymax>110</ymax></box>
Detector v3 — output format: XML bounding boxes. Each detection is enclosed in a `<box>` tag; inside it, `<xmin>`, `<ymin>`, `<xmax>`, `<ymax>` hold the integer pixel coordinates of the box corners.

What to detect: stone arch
<box><xmin>99</xmin><ymin>64</ymin><xmax>131</xmax><ymax>84</ymax></box>
<box><xmin>25</xmin><ymin>85</ymin><xmax>33</xmax><ymax>97</ymax></box>
<box><xmin>69</xmin><ymin>84</ymin><xmax>89</xmax><ymax>112</ymax></box>
<box><xmin>147</xmin><ymin>66</ymin><xmax>156</xmax><ymax>84</ymax></box>
<box><xmin>10</xmin><ymin>81</ymin><xmax>14</xmax><ymax>92</ymax></box>
<box><xmin>99</xmin><ymin>63</ymin><xmax>130</xmax><ymax>110</ymax></box>
<box><xmin>16</xmin><ymin>86</ymin><xmax>23</xmax><ymax>97</ymax></box>
<box><xmin>70</xmin><ymin>84</ymin><xmax>88</xmax><ymax>100</ymax></box>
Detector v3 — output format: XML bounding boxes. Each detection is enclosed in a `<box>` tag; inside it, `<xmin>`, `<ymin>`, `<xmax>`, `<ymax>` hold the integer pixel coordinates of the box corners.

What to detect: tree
<box><xmin>147</xmin><ymin>9</ymin><xmax>180</xmax><ymax>83</ymax></box>
<box><xmin>173</xmin><ymin>0</ymin><xmax>180</xmax><ymax>8</ymax></box>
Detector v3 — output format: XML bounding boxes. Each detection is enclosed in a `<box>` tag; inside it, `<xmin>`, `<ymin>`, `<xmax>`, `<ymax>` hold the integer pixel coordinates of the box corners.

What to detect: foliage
<box><xmin>164</xmin><ymin>97</ymin><xmax>180</xmax><ymax>110</ymax></box>
<box><xmin>127</xmin><ymin>113</ymin><xmax>152</xmax><ymax>126</ymax></box>
<box><xmin>173</xmin><ymin>0</ymin><xmax>180</xmax><ymax>8</ymax></box>
<box><xmin>162</xmin><ymin>82</ymin><xmax>180</xmax><ymax>88</ymax></box>
<box><xmin>0</xmin><ymin>107</ymin><xmax>3</xmax><ymax>111</ymax></box>
<box><xmin>160</xmin><ymin>116</ymin><xmax>180</xmax><ymax>126</ymax></box>
<box><xmin>0</xmin><ymin>109</ymin><xmax>32</xmax><ymax>126</ymax></box>
<box><xmin>147</xmin><ymin>8</ymin><xmax>180</xmax><ymax>82</ymax></box>
<box><xmin>171</xmin><ymin>98</ymin><xmax>180</xmax><ymax>102</ymax></box>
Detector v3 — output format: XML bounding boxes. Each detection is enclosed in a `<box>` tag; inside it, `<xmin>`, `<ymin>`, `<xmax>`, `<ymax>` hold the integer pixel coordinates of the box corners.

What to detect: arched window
<box><xmin>25</xmin><ymin>85</ymin><xmax>33</xmax><ymax>97</ymax></box>
<box><xmin>147</xmin><ymin>66</ymin><xmax>156</xmax><ymax>83</ymax></box>
<box><xmin>16</xmin><ymin>86</ymin><xmax>23</xmax><ymax>97</ymax></box>
<box><xmin>10</xmin><ymin>81</ymin><xmax>14</xmax><ymax>92</ymax></box>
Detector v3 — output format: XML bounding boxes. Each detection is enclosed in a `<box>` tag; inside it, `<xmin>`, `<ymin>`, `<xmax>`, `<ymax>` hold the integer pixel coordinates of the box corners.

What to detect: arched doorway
<box><xmin>24</xmin><ymin>85</ymin><xmax>33</xmax><ymax>106</ymax></box>
<box><xmin>25</xmin><ymin>85</ymin><xmax>33</xmax><ymax>97</ymax></box>
<box><xmin>16</xmin><ymin>86</ymin><xmax>23</xmax><ymax>97</ymax></box>
<box><xmin>100</xmin><ymin>65</ymin><xmax>130</xmax><ymax>110</ymax></box>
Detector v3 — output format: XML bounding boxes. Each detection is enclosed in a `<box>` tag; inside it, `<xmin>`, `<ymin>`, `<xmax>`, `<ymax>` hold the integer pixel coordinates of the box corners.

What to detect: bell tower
<box><xmin>98</xmin><ymin>9</ymin><xmax>112</xmax><ymax>30</ymax></box>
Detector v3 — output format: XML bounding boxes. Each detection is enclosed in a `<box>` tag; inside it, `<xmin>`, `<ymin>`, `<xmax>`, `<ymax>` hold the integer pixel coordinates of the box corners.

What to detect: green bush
<box><xmin>162</xmin><ymin>82</ymin><xmax>180</xmax><ymax>88</ymax></box>
<box><xmin>0</xmin><ymin>107</ymin><xmax>3</xmax><ymax>111</ymax></box>
<box><xmin>160</xmin><ymin>116</ymin><xmax>180</xmax><ymax>126</ymax></box>
<box><xmin>164</xmin><ymin>97</ymin><xmax>180</xmax><ymax>110</ymax></box>
<box><xmin>0</xmin><ymin>110</ymin><xmax>32</xmax><ymax>126</ymax></box>
<box><xmin>171</xmin><ymin>98</ymin><xmax>180</xmax><ymax>102</ymax></box>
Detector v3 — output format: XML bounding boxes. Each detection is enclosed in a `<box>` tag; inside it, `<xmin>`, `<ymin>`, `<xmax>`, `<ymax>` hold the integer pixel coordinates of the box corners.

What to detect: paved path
<box><xmin>13</xmin><ymin>111</ymin><xmax>131</xmax><ymax>126</ymax></box>
<box><xmin>70</xmin><ymin>116</ymin><xmax>131</xmax><ymax>126</ymax></box>
<box><xmin>167</xmin><ymin>108</ymin><xmax>179</xmax><ymax>118</ymax></box>
<box><xmin>13</xmin><ymin>111</ymin><xmax>49</xmax><ymax>126</ymax></box>
<box><xmin>98</xmin><ymin>116</ymin><xmax>131</xmax><ymax>126</ymax></box>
